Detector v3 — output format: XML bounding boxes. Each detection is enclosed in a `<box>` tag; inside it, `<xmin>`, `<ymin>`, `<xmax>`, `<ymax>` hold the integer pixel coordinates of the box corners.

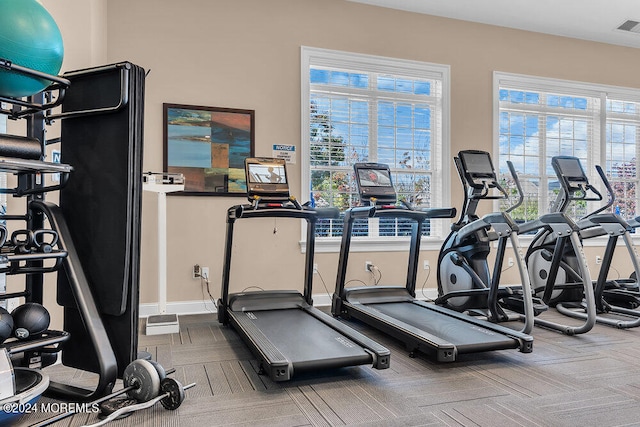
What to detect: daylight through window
<box><xmin>495</xmin><ymin>72</ymin><xmax>640</xmax><ymax>224</ymax></box>
<box><xmin>301</xmin><ymin>47</ymin><xmax>450</xmax><ymax>244</ymax></box>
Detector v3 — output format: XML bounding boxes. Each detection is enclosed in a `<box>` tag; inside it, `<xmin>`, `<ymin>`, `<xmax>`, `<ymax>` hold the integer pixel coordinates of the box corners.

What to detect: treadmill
<box><xmin>331</xmin><ymin>162</ymin><xmax>534</xmax><ymax>362</ymax></box>
<box><xmin>217</xmin><ymin>157</ymin><xmax>390</xmax><ymax>381</ymax></box>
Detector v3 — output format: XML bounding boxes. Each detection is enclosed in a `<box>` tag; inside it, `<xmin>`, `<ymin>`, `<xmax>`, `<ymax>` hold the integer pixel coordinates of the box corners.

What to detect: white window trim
<box><xmin>493</xmin><ymin>71</ymin><xmax>640</xmax><ymax>245</ymax></box>
<box><xmin>300</xmin><ymin>46</ymin><xmax>451</xmax><ymax>253</ymax></box>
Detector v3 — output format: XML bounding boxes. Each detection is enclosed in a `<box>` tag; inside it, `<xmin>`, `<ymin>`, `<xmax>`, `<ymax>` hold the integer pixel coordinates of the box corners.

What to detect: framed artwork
<box><xmin>163</xmin><ymin>103</ymin><xmax>255</xmax><ymax>195</ymax></box>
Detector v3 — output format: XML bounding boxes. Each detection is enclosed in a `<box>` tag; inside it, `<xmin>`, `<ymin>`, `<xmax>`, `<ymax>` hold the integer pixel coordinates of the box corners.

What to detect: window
<box><xmin>494</xmin><ymin>72</ymin><xmax>640</xmax><ymax>224</ymax></box>
<box><xmin>301</xmin><ymin>47</ymin><xmax>450</xmax><ymax>250</ymax></box>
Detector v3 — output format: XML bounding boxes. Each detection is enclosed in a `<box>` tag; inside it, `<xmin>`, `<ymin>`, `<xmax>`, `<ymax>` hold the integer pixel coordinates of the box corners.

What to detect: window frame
<box><xmin>493</xmin><ymin>71</ymin><xmax>640</xmax><ymax>242</ymax></box>
<box><xmin>300</xmin><ymin>46</ymin><xmax>451</xmax><ymax>253</ymax></box>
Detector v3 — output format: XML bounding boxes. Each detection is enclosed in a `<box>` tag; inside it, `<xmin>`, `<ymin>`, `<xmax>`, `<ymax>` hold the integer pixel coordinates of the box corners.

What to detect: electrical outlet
<box><xmin>193</xmin><ymin>264</ymin><xmax>201</xmax><ymax>279</ymax></box>
<box><xmin>508</xmin><ymin>257</ymin><xmax>514</xmax><ymax>267</ymax></box>
<box><xmin>365</xmin><ymin>261</ymin><xmax>373</xmax><ymax>272</ymax></box>
<box><xmin>201</xmin><ymin>267</ymin><xmax>209</xmax><ymax>279</ymax></box>
<box><xmin>313</xmin><ymin>263</ymin><xmax>318</xmax><ymax>274</ymax></box>
<box><xmin>596</xmin><ymin>255</ymin><xmax>602</xmax><ymax>265</ymax></box>
<box><xmin>423</xmin><ymin>260</ymin><xmax>430</xmax><ymax>270</ymax></box>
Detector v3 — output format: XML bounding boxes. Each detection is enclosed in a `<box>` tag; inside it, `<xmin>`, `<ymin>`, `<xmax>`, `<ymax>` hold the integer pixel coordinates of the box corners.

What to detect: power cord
<box><xmin>314</xmin><ymin>269</ymin><xmax>332</xmax><ymax>299</ymax></box>
<box><xmin>241</xmin><ymin>285</ymin><xmax>265</xmax><ymax>292</ymax></box>
<box><xmin>200</xmin><ymin>272</ymin><xmax>215</xmax><ymax>313</ymax></box>
<box><xmin>501</xmin><ymin>262</ymin><xmax>514</xmax><ymax>273</ymax></box>
<box><xmin>369</xmin><ymin>265</ymin><xmax>382</xmax><ymax>285</ymax></box>
<box><xmin>420</xmin><ymin>264</ymin><xmax>435</xmax><ymax>301</ymax></box>
<box><xmin>609</xmin><ymin>266</ymin><xmax>621</xmax><ymax>280</ymax></box>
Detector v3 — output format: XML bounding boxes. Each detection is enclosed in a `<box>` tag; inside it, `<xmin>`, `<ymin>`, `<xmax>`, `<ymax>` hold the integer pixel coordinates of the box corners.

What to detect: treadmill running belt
<box><xmin>367</xmin><ymin>302</ymin><xmax>519</xmax><ymax>352</ymax></box>
<box><xmin>232</xmin><ymin>308</ymin><xmax>372</xmax><ymax>371</ymax></box>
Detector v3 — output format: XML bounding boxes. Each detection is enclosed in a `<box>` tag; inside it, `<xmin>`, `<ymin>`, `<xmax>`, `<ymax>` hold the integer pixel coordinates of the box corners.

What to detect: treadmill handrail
<box><xmin>229</xmin><ymin>204</ymin><xmax>321</xmax><ymax>222</ymax></box>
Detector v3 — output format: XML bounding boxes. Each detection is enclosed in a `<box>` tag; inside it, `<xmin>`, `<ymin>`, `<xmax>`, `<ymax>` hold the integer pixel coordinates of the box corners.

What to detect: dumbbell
<box><xmin>30</xmin><ymin>359</ymin><xmax>194</xmax><ymax>427</ymax></box>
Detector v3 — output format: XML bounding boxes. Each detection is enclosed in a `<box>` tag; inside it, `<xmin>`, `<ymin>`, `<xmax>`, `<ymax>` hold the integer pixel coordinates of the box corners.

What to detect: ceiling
<box><xmin>348</xmin><ymin>0</ymin><xmax>640</xmax><ymax>49</ymax></box>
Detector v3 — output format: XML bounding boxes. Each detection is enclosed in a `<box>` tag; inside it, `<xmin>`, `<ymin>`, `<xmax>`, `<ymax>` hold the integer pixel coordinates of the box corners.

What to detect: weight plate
<box><xmin>160</xmin><ymin>377</ymin><xmax>185</xmax><ymax>410</ymax></box>
<box><xmin>147</xmin><ymin>359</ymin><xmax>167</xmax><ymax>382</ymax></box>
<box><xmin>123</xmin><ymin>359</ymin><xmax>160</xmax><ymax>402</ymax></box>
<box><xmin>98</xmin><ymin>397</ymin><xmax>136</xmax><ymax>420</ymax></box>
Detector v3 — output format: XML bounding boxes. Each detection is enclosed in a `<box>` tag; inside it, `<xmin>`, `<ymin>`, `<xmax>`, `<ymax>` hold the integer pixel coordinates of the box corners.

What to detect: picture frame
<box><xmin>163</xmin><ymin>103</ymin><xmax>255</xmax><ymax>196</ymax></box>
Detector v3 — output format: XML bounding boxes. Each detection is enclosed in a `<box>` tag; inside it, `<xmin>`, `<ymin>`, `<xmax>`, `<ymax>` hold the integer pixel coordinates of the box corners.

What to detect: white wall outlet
<box><xmin>596</xmin><ymin>255</ymin><xmax>602</xmax><ymax>265</ymax></box>
<box><xmin>365</xmin><ymin>261</ymin><xmax>373</xmax><ymax>272</ymax></box>
<box><xmin>313</xmin><ymin>263</ymin><xmax>318</xmax><ymax>274</ymax></box>
<box><xmin>508</xmin><ymin>257</ymin><xmax>514</xmax><ymax>267</ymax></box>
<box><xmin>201</xmin><ymin>267</ymin><xmax>210</xmax><ymax>279</ymax></box>
<box><xmin>423</xmin><ymin>260</ymin><xmax>430</xmax><ymax>270</ymax></box>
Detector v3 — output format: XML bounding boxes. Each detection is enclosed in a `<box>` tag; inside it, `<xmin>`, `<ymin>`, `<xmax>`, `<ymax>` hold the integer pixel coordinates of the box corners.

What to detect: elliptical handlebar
<box><xmin>586</xmin><ymin>165</ymin><xmax>615</xmax><ymax>218</ymax></box>
<box><xmin>505</xmin><ymin>160</ymin><xmax>524</xmax><ymax>213</ymax></box>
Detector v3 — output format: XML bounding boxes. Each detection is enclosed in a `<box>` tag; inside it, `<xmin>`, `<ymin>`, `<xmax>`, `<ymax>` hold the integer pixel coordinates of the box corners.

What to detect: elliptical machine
<box><xmin>438</xmin><ymin>150</ymin><xmax>596</xmax><ymax>336</ymax></box>
<box><xmin>437</xmin><ymin>150</ymin><xmax>537</xmax><ymax>333</ymax></box>
<box><xmin>543</xmin><ymin>156</ymin><xmax>640</xmax><ymax>328</ymax></box>
<box><xmin>510</xmin><ymin>156</ymin><xmax>598</xmax><ymax>335</ymax></box>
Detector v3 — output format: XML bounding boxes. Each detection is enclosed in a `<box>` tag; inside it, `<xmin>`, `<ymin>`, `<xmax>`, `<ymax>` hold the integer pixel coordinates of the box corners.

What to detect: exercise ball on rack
<box><xmin>0</xmin><ymin>307</ymin><xmax>13</xmax><ymax>343</ymax></box>
<box><xmin>11</xmin><ymin>303</ymin><xmax>50</xmax><ymax>340</ymax></box>
<box><xmin>0</xmin><ymin>0</ymin><xmax>64</xmax><ymax>98</ymax></box>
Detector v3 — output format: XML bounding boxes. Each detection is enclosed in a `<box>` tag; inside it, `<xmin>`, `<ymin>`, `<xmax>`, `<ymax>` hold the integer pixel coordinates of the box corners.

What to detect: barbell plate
<box><xmin>123</xmin><ymin>359</ymin><xmax>160</xmax><ymax>402</ymax></box>
<box><xmin>147</xmin><ymin>359</ymin><xmax>167</xmax><ymax>382</ymax></box>
<box><xmin>159</xmin><ymin>377</ymin><xmax>185</xmax><ymax>410</ymax></box>
<box><xmin>98</xmin><ymin>397</ymin><xmax>137</xmax><ymax>420</ymax></box>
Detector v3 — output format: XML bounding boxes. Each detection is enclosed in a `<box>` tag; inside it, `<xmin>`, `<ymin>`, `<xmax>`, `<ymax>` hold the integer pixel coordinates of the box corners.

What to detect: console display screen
<box><xmin>555</xmin><ymin>157</ymin><xmax>586</xmax><ymax>179</ymax></box>
<box><xmin>357</xmin><ymin>168</ymin><xmax>393</xmax><ymax>187</ymax></box>
<box><xmin>461</xmin><ymin>152</ymin><xmax>494</xmax><ymax>175</ymax></box>
<box><xmin>354</xmin><ymin>163</ymin><xmax>396</xmax><ymax>203</ymax></box>
<box><xmin>247</xmin><ymin>163</ymin><xmax>287</xmax><ymax>184</ymax></box>
<box><xmin>245</xmin><ymin>157</ymin><xmax>290</xmax><ymax>201</ymax></box>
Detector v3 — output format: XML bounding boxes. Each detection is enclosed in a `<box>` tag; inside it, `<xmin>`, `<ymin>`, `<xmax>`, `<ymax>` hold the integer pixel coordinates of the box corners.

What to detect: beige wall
<box><xmin>8</xmin><ymin>1</ymin><xmax>640</xmax><ymax>320</ymax></box>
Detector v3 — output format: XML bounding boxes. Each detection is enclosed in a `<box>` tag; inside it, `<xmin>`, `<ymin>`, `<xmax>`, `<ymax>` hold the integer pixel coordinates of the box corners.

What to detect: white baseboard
<box><xmin>139</xmin><ymin>289</ymin><xmax>440</xmax><ymax>318</ymax></box>
<box><xmin>139</xmin><ymin>299</ymin><xmax>217</xmax><ymax>317</ymax></box>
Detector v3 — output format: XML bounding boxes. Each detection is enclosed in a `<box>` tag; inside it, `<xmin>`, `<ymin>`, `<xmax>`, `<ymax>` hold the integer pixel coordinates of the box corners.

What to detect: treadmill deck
<box><xmin>228</xmin><ymin>306</ymin><xmax>375</xmax><ymax>379</ymax></box>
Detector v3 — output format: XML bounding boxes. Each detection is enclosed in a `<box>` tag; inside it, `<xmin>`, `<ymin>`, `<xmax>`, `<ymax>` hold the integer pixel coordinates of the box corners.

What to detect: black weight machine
<box><xmin>332</xmin><ymin>162</ymin><xmax>533</xmax><ymax>362</ymax></box>
<box><xmin>218</xmin><ymin>157</ymin><xmax>390</xmax><ymax>381</ymax></box>
<box><xmin>545</xmin><ymin>156</ymin><xmax>640</xmax><ymax>328</ymax></box>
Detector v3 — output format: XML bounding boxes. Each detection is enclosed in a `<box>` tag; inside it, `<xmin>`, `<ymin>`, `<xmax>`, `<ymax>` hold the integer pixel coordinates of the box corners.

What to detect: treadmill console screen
<box><xmin>245</xmin><ymin>157</ymin><xmax>290</xmax><ymax>201</ymax></box>
<box><xmin>354</xmin><ymin>163</ymin><xmax>396</xmax><ymax>204</ymax></box>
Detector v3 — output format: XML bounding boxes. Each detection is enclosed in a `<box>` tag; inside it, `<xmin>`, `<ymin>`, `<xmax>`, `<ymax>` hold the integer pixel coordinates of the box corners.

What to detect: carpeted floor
<box><xmin>19</xmin><ymin>307</ymin><xmax>640</xmax><ymax>426</ymax></box>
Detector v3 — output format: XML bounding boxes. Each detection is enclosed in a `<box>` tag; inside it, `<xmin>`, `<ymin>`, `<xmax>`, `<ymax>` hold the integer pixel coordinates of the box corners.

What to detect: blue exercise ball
<box><xmin>0</xmin><ymin>0</ymin><xmax>64</xmax><ymax>98</ymax></box>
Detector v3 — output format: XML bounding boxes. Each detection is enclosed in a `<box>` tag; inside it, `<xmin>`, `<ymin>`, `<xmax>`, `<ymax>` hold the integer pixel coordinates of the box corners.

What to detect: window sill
<box><xmin>301</xmin><ymin>232</ymin><xmax>640</xmax><ymax>254</ymax></box>
<box><xmin>299</xmin><ymin>236</ymin><xmax>446</xmax><ymax>253</ymax></box>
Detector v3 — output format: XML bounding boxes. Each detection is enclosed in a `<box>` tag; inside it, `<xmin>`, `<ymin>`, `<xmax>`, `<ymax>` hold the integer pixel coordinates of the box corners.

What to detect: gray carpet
<box><xmin>19</xmin><ymin>308</ymin><xmax>640</xmax><ymax>426</ymax></box>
